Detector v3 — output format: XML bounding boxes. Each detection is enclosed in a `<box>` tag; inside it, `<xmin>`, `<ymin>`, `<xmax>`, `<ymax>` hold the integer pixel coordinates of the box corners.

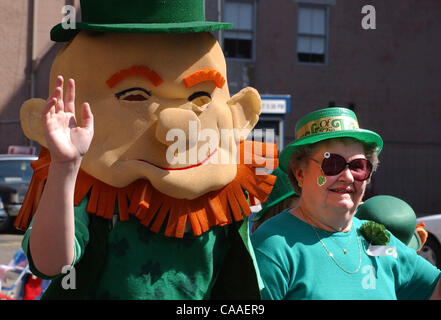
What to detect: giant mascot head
<box><xmin>16</xmin><ymin>0</ymin><xmax>277</xmax><ymax>237</ymax></box>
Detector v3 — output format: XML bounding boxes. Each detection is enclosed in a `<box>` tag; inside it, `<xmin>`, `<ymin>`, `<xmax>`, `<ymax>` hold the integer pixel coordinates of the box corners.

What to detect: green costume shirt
<box><xmin>251</xmin><ymin>210</ymin><xmax>441</xmax><ymax>300</ymax></box>
<box><xmin>22</xmin><ymin>197</ymin><xmax>261</xmax><ymax>300</ymax></box>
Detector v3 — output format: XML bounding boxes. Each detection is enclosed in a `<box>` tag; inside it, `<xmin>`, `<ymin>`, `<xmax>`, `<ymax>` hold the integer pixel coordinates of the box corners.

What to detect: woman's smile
<box><xmin>328</xmin><ymin>186</ymin><xmax>355</xmax><ymax>195</ymax></box>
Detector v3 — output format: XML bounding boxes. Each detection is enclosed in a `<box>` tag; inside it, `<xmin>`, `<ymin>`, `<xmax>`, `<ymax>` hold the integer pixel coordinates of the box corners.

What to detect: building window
<box><xmin>223</xmin><ymin>1</ymin><xmax>255</xmax><ymax>60</ymax></box>
<box><xmin>297</xmin><ymin>5</ymin><xmax>327</xmax><ymax>64</ymax></box>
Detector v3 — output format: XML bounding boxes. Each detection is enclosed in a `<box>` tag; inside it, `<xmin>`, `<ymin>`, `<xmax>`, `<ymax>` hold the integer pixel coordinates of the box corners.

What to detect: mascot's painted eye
<box><xmin>188</xmin><ymin>91</ymin><xmax>211</xmax><ymax>107</ymax></box>
<box><xmin>115</xmin><ymin>87</ymin><xmax>152</xmax><ymax>102</ymax></box>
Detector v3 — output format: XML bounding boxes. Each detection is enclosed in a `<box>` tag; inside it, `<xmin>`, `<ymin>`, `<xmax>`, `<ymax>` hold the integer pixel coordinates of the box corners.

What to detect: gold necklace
<box><xmin>324</xmin><ymin>226</ymin><xmax>353</xmax><ymax>254</ymax></box>
<box><xmin>311</xmin><ymin>225</ymin><xmax>362</xmax><ymax>274</ymax></box>
<box><xmin>298</xmin><ymin>207</ymin><xmax>362</xmax><ymax>274</ymax></box>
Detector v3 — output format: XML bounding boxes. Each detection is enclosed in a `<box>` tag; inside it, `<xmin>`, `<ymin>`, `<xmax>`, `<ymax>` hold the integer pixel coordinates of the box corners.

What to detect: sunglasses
<box><xmin>310</xmin><ymin>153</ymin><xmax>373</xmax><ymax>181</ymax></box>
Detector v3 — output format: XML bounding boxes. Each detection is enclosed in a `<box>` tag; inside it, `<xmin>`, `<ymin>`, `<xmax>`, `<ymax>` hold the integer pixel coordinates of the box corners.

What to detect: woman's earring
<box><xmin>298</xmin><ymin>180</ymin><xmax>303</xmax><ymax>188</ymax></box>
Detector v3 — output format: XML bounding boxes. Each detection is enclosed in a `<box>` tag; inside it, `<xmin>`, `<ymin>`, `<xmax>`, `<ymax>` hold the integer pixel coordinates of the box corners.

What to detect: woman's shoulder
<box><xmin>253</xmin><ymin>208</ymin><xmax>303</xmax><ymax>230</ymax></box>
<box><xmin>251</xmin><ymin>209</ymin><xmax>310</xmax><ymax>245</ymax></box>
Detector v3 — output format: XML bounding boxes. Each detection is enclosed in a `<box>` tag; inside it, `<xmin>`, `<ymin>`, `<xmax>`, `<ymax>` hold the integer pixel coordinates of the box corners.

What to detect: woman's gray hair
<box><xmin>287</xmin><ymin>137</ymin><xmax>380</xmax><ymax>194</ymax></box>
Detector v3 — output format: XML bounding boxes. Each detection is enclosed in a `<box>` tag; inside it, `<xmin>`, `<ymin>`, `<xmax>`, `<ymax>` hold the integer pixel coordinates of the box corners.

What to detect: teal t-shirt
<box><xmin>22</xmin><ymin>197</ymin><xmax>230</xmax><ymax>299</ymax></box>
<box><xmin>251</xmin><ymin>210</ymin><xmax>441</xmax><ymax>300</ymax></box>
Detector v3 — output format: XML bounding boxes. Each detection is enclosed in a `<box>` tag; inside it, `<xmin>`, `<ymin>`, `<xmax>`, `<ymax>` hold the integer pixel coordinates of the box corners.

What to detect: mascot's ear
<box><xmin>227</xmin><ymin>87</ymin><xmax>261</xmax><ymax>142</ymax></box>
<box><xmin>20</xmin><ymin>98</ymin><xmax>48</xmax><ymax>148</ymax></box>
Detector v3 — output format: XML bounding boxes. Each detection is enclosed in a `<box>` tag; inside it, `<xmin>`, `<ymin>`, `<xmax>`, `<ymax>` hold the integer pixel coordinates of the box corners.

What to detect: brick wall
<box><xmin>253</xmin><ymin>0</ymin><xmax>441</xmax><ymax>214</ymax></box>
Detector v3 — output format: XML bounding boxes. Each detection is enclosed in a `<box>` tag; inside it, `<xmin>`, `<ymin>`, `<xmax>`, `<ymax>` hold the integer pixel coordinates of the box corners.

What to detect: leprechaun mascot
<box><xmin>15</xmin><ymin>0</ymin><xmax>277</xmax><ymax>299</ymax></box>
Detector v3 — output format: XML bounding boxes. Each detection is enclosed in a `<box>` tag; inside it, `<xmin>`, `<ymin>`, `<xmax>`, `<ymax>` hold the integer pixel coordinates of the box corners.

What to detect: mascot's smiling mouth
<box><xmin>137</xmin><ymin>148</ymin><xmax>218</xmax><ymax>171</ymax></box>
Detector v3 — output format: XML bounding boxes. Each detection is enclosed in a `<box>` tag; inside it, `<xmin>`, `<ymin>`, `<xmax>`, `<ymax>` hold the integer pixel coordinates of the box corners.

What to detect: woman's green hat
<box><xmin>251</xmin><ymin>167</ymin><xmax>297</xmax><ymax>222</ymax></box>
<box><xmin>279</xmin><ymin>107</ymin><xmax>383</xmax><ymax>173</ymax></box>
<box><xmin>355</xmin><ymin>195</ymin><xmax>421</xmax><ymax>250</ymax></box>
<box><xmin>51</xmin><ymin>0</ymin><xmax>233</xmax><ymax>42</ymax></box>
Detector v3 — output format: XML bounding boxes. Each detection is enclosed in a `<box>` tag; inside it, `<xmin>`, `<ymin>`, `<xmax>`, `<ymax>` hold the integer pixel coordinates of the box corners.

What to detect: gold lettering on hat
<box><xmin>295</xmin><ymin>116</ymin><xmax>359</xmax><ymax>140</ymax></box>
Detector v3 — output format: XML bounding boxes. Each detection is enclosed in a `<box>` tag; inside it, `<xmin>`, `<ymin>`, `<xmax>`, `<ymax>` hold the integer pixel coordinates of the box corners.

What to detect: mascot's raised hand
<box><xmin>42</xmin><ymin>75</ymin><xmax>94</xmax><ymax>164</ymax></box>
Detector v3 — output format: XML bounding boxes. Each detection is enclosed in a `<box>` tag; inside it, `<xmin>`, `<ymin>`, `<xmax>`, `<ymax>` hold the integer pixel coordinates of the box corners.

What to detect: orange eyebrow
<box><xmin>183</xmin><ymin>69</ymin><xmax>226</xmax><ymax>89</ymax></box>
<box><xmin>106</xmin><ymin>65</ymin><xmax>163</xmax><ymax>88</ymax></box>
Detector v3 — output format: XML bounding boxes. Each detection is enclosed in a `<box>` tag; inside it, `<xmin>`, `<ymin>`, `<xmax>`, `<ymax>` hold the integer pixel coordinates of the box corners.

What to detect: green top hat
<box><xmin>51</xmin><ymin>0</ymin><xmax>233</xmax><ymax>42</ymax></box>
<box><xmin>279</xmin><ymin>107</ymin><xmax>383</xmax><ymax>173</ymax></box>
<box><xmin>251</xmin><ymin>167</ymin><xmax>297</xmax><ymax>222</ymax></box>
<box><xmin>355</xmin><ymin>195</ymin><xmax>421</xmax><ymax>250</ymax></box>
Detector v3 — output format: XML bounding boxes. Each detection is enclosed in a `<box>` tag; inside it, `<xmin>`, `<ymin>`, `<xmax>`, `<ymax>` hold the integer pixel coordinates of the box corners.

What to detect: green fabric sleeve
<box><xmin>240</xmin><ymin>217</ymin><xmax>264</xmax><ymax>291</ymax></box>
<box><xmin>252</xmin><ymin>240</ymin><xmax>289</xmax><ymax>300</ymax></box>
<box><xmin>394</xmin><ymin>237</ymin><xmax>441</xmax><ymax>299</ymax></box>
<box><xmin>21</xmin><ymin>197</ymin><xmax>90</xmax><ymax>280</ymax></box>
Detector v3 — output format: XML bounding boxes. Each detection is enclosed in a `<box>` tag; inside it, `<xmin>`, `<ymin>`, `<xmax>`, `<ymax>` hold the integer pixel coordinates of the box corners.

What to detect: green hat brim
<box><xmin>279</xmin><ymin>129</ymin><xmax>383</xmax><ymax>173</ymax></box>
<box><xmin>51</xmin><ymin>21</ymin><xmax>233</xmax><ymax>42</ymax></box>
<box><xmin>251</xmin><ymin>191</ymin><xmax>296</xmax><ymax>222</ymax></box>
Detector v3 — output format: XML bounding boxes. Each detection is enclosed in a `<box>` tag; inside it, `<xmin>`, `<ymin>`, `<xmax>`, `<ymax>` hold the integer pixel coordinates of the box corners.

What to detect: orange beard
<box><xmin>15</xmin><ymin>141</ymin><xmax>278</xmax><ymax>238</ymax></box>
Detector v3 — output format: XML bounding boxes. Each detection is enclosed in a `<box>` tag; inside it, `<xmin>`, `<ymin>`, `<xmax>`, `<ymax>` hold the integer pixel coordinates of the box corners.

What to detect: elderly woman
<box><xmin>251</xmin><ymin>107</ymin><xmax>441</xmax><ymax>300</ymax></box>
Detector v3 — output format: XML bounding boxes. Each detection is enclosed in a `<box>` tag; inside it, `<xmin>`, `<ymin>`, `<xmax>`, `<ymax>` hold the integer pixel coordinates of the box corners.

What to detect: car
<box><xmin>0</xmin><ymin>154</ymin><xmax>37</xmax><ymax>232</ymax></box>
<box><xmin>417</xmin><ymin>214</ymin><xmax>441</xmax><ymax>269</ymax></box>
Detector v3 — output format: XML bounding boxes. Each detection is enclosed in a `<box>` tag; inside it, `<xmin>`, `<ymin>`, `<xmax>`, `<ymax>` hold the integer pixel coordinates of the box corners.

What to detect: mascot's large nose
<box><xmin>155</xmin><ymin>108</ymin><xmax>201</xmax><ymax>146</ymax></box>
